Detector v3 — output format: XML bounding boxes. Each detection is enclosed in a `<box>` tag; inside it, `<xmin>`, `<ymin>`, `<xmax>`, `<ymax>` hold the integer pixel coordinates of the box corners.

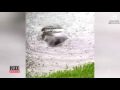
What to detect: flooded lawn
<box><xmin>26</xmin><ymin>12</ymin><xmax>94</xmax><ymax>76</ymax></box>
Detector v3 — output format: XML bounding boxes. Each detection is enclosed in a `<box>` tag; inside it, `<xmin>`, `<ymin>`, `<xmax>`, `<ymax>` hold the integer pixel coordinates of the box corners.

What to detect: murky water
<box><xmin>26</xmin><ymin>12</ymin><xmax>94</xmax><ymax>76</ymax></box>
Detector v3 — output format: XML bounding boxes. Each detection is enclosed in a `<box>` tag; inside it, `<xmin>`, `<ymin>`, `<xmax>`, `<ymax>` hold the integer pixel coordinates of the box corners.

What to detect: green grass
<box><xmin>33</xmin><ymin>62</ymin><xmax>94</xmax><ymax>78</ymax></box>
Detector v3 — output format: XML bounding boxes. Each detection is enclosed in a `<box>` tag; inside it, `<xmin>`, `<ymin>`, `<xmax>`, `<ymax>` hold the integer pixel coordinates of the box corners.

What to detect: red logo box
<box><xmin>9</xmin><ymin>66</ymin><xmax>20</xmax><ymax>73</ymax></box>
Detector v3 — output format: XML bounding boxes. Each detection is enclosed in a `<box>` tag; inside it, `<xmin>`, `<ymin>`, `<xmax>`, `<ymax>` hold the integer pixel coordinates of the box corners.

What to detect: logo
<box><xmin>9</xmin><ymin>66</ymin><xmax>20</xmax><ymax>73</ymax></box>
<box><xmin>109</xmin><ymin>14</ymin><xmax>120</xmax><ymax>24</ymax></box>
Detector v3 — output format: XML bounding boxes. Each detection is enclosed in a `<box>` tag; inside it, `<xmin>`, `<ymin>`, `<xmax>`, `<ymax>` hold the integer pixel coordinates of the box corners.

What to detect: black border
<box><xmin>2</xmin><ymin>79</ymin><xmax>98</xmax><ymax>90</ymax></box>
<box><xmin>0</xmin><ymin>1</ymin><xmax>120</xmax><ymax>12</ymax></box>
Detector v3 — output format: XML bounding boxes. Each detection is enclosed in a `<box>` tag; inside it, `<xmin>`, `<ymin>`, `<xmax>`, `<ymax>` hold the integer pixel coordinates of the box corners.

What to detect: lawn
<box><xmin>28</xmin><ymin>62</ymin><xmax>94</xmax><ymax>78</ymax></box>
